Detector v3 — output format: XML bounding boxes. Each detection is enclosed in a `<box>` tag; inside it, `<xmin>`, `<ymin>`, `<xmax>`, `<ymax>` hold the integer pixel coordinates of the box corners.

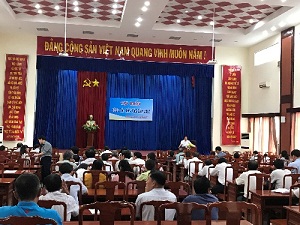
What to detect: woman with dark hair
<box><xmin>111</xmin><ymin>159</ymin><xmax>134</xmax><ymax>183</ymax></box>
<box><xmin>20</xmin><ymin>145</ymin><xmax>30</xmax><ymax>159</ymax></box>
<box><xmin>84</xmin><ymin>160</ymin><xmax>106</xmax><ymax>189</ymax></box>
<box><xmin>280</xmin><ymin>150</ymin><xmax>289</xmax><ymax>166</ymax></box>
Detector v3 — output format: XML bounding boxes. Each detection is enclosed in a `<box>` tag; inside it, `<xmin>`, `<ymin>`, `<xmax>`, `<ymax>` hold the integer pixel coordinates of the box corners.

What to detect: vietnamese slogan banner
<box><xmin>109</xmin><ymin>98</ymin><xmax>153</xmax><ymax>121</ymax></box>
<box><xmin>222</xmin><ymin>65</ymin><xmax>241</xmax><ymax>145</ymax></box>
<box><xmin>3</xmin><ymin>54</ymin><xmax>28</xmax><ymax>141</ymax></box>
<box><xmin>37</xmin><ymin>36</ymin><xmax>213</xmax><ymax>64</ymax></box>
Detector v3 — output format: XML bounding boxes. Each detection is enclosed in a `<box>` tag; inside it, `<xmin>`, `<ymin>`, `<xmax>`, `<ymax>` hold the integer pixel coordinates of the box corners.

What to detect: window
<box><xmin>254</xmin><ymin>43</ymin><xmax>280</xmax><ymax>66</ymax></box>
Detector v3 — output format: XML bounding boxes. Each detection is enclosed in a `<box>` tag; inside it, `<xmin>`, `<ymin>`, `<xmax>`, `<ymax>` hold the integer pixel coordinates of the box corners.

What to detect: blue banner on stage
<box><xmin>109</xmin><ymin>98</ymin><xmax>153</xmax><ymax>121</ymax></box>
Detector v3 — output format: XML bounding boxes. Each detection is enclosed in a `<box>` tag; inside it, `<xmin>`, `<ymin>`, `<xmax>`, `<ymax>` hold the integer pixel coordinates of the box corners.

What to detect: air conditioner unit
<box><xmin>0</xmin><ymin>126</ymin><xmax>3</xmax><ymax>144</ymax></box>
<box><xmin>241</xmin><ymin>133</ymin><xmax>249</xmax><ymax>149</ymax></box>
<box><xmin>259</xmin><ymin>81</ymin><xmax>270</xmax><ymax>88</ymax></box>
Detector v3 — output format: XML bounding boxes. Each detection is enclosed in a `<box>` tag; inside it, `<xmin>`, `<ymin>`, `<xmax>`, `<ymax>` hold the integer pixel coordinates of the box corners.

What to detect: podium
<box><xmin>86</xmin><ymin>131</ymin><xmax>96</xmax><ymax>147</ymax></box>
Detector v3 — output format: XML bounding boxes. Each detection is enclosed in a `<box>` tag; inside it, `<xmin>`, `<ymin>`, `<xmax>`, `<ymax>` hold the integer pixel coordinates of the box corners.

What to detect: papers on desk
<box><xmin>88</xmin><ymin>209</ymin><xmax>100</xmax><ymax>215</ymax></box>
<box><xmin>271</xmin><ymin>188</ymin><xmax>290</xmax><ymax>194</ymax></box>
<box><xmin>3</xmin><ymin>170</ymin><xmax>17</xmax><ymax>174</ymax></box>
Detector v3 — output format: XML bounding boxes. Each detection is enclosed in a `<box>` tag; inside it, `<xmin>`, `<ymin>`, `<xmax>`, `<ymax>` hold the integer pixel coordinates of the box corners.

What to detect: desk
<box><xmin>227</xmin><ymin>181</ymin><xmax>244</xmax><ymax>201</ymax></box>
<box><xmin>0</xmin><ymin>170</ymin><xmax>37</xmax><ymax>178</ymax></box>
<box><xmin>65</xmin><ymin>221</ymin><xmax>252</xmax><ymax>225</ymax></box>
<box><xmin>284</xmin><ymin>206</ymin><xmax>300</xmax><ymax>225</ymax></box>
<box><xmin>0</xmin><ymin>178</ymin><xmax>15</xmax><ymax>205</ymax></box>
<box><xmin>250</xmin><ymin>190</ymin><xmax>290</xmax><ymax>225</ymax></box>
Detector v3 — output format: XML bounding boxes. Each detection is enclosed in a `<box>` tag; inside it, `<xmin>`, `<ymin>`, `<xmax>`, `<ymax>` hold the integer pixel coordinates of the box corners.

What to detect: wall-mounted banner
<box><xmin>2</xmin><ymin>54</ymin><xmax>28</xmax><ymax>141</ymax></box>
<box><xmin>37</xmin><ymin>36</ymin><xmax>213</xmax><ymax>64</ymax></box>
<box><xmin>222</xmin><ymin>65</ymin><xmax>241</xmax><ymax>145</ymax></box>
<box><xmin>109</xmin><ymin>98</ymin><xmax>153</xmax><ymax>121</ymax></box>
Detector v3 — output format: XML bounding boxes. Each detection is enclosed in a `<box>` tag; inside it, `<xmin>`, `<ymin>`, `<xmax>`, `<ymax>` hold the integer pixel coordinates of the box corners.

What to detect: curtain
<box><xmin>76</xmin><ymin>71</ymin><xmax>107</xmax><ymax>148</ymax></box>
<box><xmin>291</xmin><ymin>112</ymin><xmax>300</xmax><ymax>150</ymax></box>
<box><xmin>34</xmin><ymin>70</ymin><xmax>77</xmax><ymax>148</ymax></box>
<box><xmin>105</xmin><ymin>73</ymin><xmax>212</xmax><ymax>154</ymax></box>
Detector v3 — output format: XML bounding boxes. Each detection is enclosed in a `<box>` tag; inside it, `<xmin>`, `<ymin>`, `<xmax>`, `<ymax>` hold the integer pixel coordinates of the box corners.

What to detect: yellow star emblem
<box><xmin>92</xmin><ymin>79</ymin><xmax>100</xmax><ymax>87</ymax></box>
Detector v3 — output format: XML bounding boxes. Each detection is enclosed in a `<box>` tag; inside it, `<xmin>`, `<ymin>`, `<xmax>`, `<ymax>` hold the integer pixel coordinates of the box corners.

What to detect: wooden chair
<box><xmin>0</xmin><ymin>163</ymin><xmax>4</xmax><ymax>178</ymax></box>
<box><xmin>158</xmin><ymin>202</ymin><xmax>210</xmax><ymax>225</ymax></box>
<box><xmin>95</xmin><ymin>181</ymin><xmax>126</xmax><ymax>201</ymax></box>
<box><xmin>83</xmin><ymin>170</ymin><xmax>109</xmax><ymax>188</ymax></box>
<box><xmin>5</xmin><ymin>160</ymin><xmax>23</xmax><ymax>170</ymax></box>
<box><xmin>217</xmin><ymin>166</ymin><xmax>234</xmax><ymax>201</ymax></box>
<box><xmin>283</xmin><ymin>174</ymin><xmax>300</xmax><ymax>189</ymax></box>
<box><xmin>247</xmin><ymin>173</ymin><xmax>271</xmax><ymax>200</ymax></box>
<box><xmin>125</xmin><ymin>180</ymin><xmax>146</xmax><ymax>201</ymax></box>
<box><xmin>258</xmin><ymin>165</ymin><xmax>273</xmax><ymax>174</ymax></box>
<box><xmin>79</xmin><ymin>201</ymin><xmax>134</xmax><ymax>225</ymax></box>
<box><xmin>289</xmin><ymin>183</ymin><xmax>300</xmax><ymax>205</ymax></box>
<box><xmin>285</xmin><ymin>166</ymin><xmax>298</xmax><ymax>174</ymax></box>
<box><xmin>109</xmin><ymin>171</ymin><xmax>135</xmax><ymax>183</ymax></box>
<box><xmin>37</xmin><ymin>200</ymin><xmax>67</xmax><ymax>221</ymax></box>
<box><xmin>165</xmin><ymin>181</ymin><xmax>190</xmax><ymax>200</ymax></box>
<box><xmin>207</xmin><ymin>201</ymin><xmax>259</xmax><ymax>225</ymax></box>
<box><xmin>0</xmin><ymin>216</ymin><xmax>57</xmax><ymax>225</ymax></box>
<box><xmin>140</xmin><ymin>200</ymin><xmax>172</xmax><ymax>221</ymax></box>
<box><xmin>130</xmin><ymin>164</ymin><xmax>144</xmax><ymax>176</ymax></box>
<box><xmin>162</xmin><ymin>171</ymin><xmax>172</xmax><ymax>182</ymax></box>
<box><xmin>188</xmin><ymin>161</ymin><xmax>203</xmax><ymax>178</ymax></box>
<box><xmin>65</xmin><ymin>180</ymin><xmax>83</xmax><ymax>205</ymax></box>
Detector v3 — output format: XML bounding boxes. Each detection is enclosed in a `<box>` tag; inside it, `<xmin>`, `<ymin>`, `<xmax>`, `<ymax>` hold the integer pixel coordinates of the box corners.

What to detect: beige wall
<box><xmin>0</xmin><ymin>32</ymin><xmax>37</xmax><ymax>148</ymax></box>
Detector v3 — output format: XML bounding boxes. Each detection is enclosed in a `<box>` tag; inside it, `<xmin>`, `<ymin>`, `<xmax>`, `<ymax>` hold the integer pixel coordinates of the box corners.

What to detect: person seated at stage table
<box><xmin>115</xmin><ymin>150</ymin><xmax>133</xmax><ymax>171</ymax></box>
<box><xmin>178</xmin><ymin>136</ymin><xmax>195</xmax><ymax>149</ymax></box>
<box><xmin>235</xmin><ymin>160</ymin><xmax>261</xmax><ymax>201</ymax></box>
<box><xmin>210</xmin><ymin>158</ymin><xmax>231</xmax><ymax>195</ymax></box>
<box><xmin>111</xmin><ymin>160</ymin><xmax>135</xmax><ymax>185</ymax></box>
<box><xmin>198</xmin><ymin>159</ymin><xmax>214</xmax><ymax>178</ymax></box>
<box><xmin>0</xmin><ymin>173</ymin><xmax>62</xmax><ymax>225</ymax></box>
<box><xmin>40</xmin><ymin>174</ymin><xmax>79</xmax><ymax>221</ymax></box>
<box><xmin>215</xmin><ymin>146</ymin><xmax>226</xmax><ymax>158</ymax></box>
<box><xmin>56</xmin><ymin>150</ymin><xmax>77</xmax><ymax>170</ymax></box>
<box><xmin>270</xmin><ymin>159</ymin><xmax>291</xmax><ymax>189</ymax></box>
<box><xmin>59</xmin><ymin>163</ymin><xmax>88</xmax><ymax>203</ymax></box>
<box><xmin>175</xmin><ymin>148</ymin><xmax>185</xmax><ymax>165</ymax></box>
<box><xmin>136</xmin><ymin>159</ymin><xmax>156</xmax><ymax>181</ymax></box>
<box><xmin>81</xmin><ymin>148</ymin><xmax>97</xmax><ymax>166</ymax></box>
<box><xmin>84</xmin><ymin>160</ymin><xmax>106</xmax><ymax>189</ymax></box>
<box><xmin>288</xmin><ymin>149</ymin><xmax>300</xmax><ymax>174</ymax></box>
<box><xmin>135</xmin><ymin>171</ymin><xmax>176</xmax><ymax>221</ymax></box>
<box><xmin>183</xmin><ymin>176</ymin><xmax>218</xmax><ymax>220</ymax></box>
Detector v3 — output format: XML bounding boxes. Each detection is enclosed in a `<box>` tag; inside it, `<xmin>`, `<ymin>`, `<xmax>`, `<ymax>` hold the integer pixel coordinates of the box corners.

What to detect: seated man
<box><xmin>135</xmin><ymin>171</ymin><xmax>176</xmax><ymax>221</ymax></box>
<box><xmin>175</xmin><ymin>148</ymin><xmax>185</xmax><ymax>165</ymax></box>
<box><xmin>183</xmin><ymin>176</ymin><xmax>218</xmax><ymax>220</ymax></box>
<box><xmin>184</xmin><ymin>152</ymin><xmax>202</xmax><ymax>180</ymax></box>
<box><xmin>81</xmin><ymin>148</ymin><xmax>97</xmax><ymax>165</ymax></box>
<box><xmin>0</xmin><ymin>173</ymin><xmax>62</xmax><ymax>225</ymax></box>
<box><xmin>215</xmin><ymin>146</ymin><xmax>226</xmax><ymax>158</ymax></box>
<box><xmin>39</xmin><ymin>174</ymin><xmax>79</xmax><ymax>221</ymax></box>
<box><xmin>136</xmin><ymin>159</ymin><xmax>156</xmax><ymax>181</ymax></box>
<box><xmin>210</xmin><ymin>158</ymin><xmax>231</xmax><ymax>194</ymax></box>
<box><xmin>56</xmin><ymin>150</ymin><xmax>77</xmax><ymax>170</ymax></box>
<box><xmin>270</xmin><ymin>159</ymin><xmax>291</xmax><ymax>189</ymax></box>
<box><xmin>59</xmin><ymin>163</ymin><xmax>88</xmax><ymax>203</ymax></box>
<box><xmin>235</xmin><ymin>160</ymin><xmax>261</xmax><ymax>201</ymax></box>
<box><xmin>198</xmin><ymin>159</ymin><xmax>213</xmax><ymax>178</ymax></box>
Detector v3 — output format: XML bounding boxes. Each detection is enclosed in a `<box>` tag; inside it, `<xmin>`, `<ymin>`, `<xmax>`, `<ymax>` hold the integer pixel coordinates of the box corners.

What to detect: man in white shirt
<box><xmin>80</xmin><ymin>148</ymin><xmax>97</xmax><ymax>165</ymax></box>
<box><xmin>101</xmin><ymin>153</ymin><xmax>113</xmax><ymax>171</ymax></box>
<box><xmin>39</xmin><ymin>174</ymin><xmax>79</xmax><ymax>221</ymax></box>
<box><xmin>235</xmin><ymin>160</ymin><xmax>261</xmax><ymax>200</ymax></box>
<box><xmin>135</xmin><ymin>171</ymin><xmax>176</xmax><ymax>221</ymax></box>
<box><xmin>115</xmin><ymin>150</ymin><xmax>133</xmax><ymax>171</ymax></box>
<box><xmin>56</xmin><ymin>151</ymin><xmax>77</xmax><ymax>170</ymax></box>
<box><xmin>198</xmin><ymin>159</ymin><xmax>214</xmax><ymax>178</ymax></box>
<box><xmin>130</xmin><ymin>152</ymin><xmax>146</xmax><ymax>175</ymax></box>
<box><xmin>59</xmin><ymin>163</ymin><xmax>88</xmax><ymax>203</ymax></box>
<box><xmin>210</xmin><ymin>158</ymin><xmax>231</xmax><ymax>194</ymax></box>
<box><xmin>184</xmin><ymin>152</ymin><xmax>202</xmax><ymax>178</ymax></box>
<box><xmin>178</xmin><ymin>136</ymin><xmax>195</xmax><ymax>149</ymax></box>
<box><xmin>270</xmin><ymin>159</ymin><xmax>291</xmax><ymax>189</ymax></box>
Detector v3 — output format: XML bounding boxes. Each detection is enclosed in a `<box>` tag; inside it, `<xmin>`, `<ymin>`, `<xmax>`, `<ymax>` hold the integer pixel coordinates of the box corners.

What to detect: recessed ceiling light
<box><xmin>144</xmin><ymin>1</ymin><xmax>150</xmax><ymax>6</ymax></box>
<box><xmin>210</xmin><ymin>21</ymin><xmax>214</xmax><ymax>26</ymax></box>
<box><xmin>249</xmin><ymin>19</ymin><xmax>254</xmax><ymax>23</ymax></box>
<box><xmin>270</xmin><ymin>26</ymin><xmax>277</xmax><ymax>31</ymax></box>
<box><xmin>141</xmin><ymin>6</ymin><xmax>148</xmax><ymax>12</ymax></box>
<box><xmin>137</xmin><ymin>17</ymin><xmax>143</xmax><ymax>22</ymax></box>
<box><xmin>197</xmin><ymin>15</ymin><xmax>202</xmax><ymax>20</ymax></box>
<box><xmin>185</xmin><ymin>10</ymin><xmax>188</xmax><ymax>13</ymax></box>
<box><xmin>93</xmin><ymin>8</ymin><xmax>97</xmax><ymax>13</ymax></box>
<box><xmin>54</xmin><ymin>5</ymin><xmax>60</xmax><ymax>10</ymax></box>
<box><xmin>114</xmin><ymin>0</ymin><xmax>118</xmax><ymax>2</ymax></box>
<box><xmin>262</xmin><ymin>30</ymin><xmax>268</xmax><ymax>36</ymax></box>
<box><xmin>176</xmin><ymin>19</ymin><xmax>180</xmax><ymax>23</ymax></box>
<box><xmin>112</xmin><ymin>9</ymin><xmax>117</xmax><ymax>14</ymax></box>
<box><xmin>73</xmin><ymin>1</ymin><xmax>78</xmax><ymax>6</ymax></box>
<box><xmin>112</xmin><ymin>4</ymin><xmax>117</xmax><ymax>8</ymax></box>
<box><xmin>94</xmin><ymin>0</ymin><xmax>97</xmax><ymax>1</ymax></box>
<box><xmin>38</xmin><ymin>9</ymin><xmax>42</xmax><ymax>14</ymax></box>
<box><xmin>74</xmin><ymin>6</ymin><xmax>79</xmax><ymax>12</ymax></box>
<box><xmin>35</xmin><ymin>4</ymin><xmax>40</xmax><ymax>9</ymax></box>
<box><xmin>279</xmin><ymin>21</ymin><xmax>286</xmax><ymax>27</ymax></box>
<box><xmin>135</xmin><ymin>22</ymin><xmax>141</xmax><ymax>27</ymax></box>
<box><xmin>281</xmin><ymin>0</ymin><xmax>286</xmax><ymax>2</ymax></box>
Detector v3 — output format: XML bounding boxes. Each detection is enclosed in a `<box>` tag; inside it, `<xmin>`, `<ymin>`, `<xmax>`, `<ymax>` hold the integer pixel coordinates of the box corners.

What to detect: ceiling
<box><xmin>0</xmin><ymin>0</ymin><xmax>300</xmax><ymax>47</ymax></box>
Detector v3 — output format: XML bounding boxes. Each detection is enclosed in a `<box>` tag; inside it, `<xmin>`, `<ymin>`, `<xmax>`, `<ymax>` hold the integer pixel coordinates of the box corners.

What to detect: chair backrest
<box><xmin>125</xmin><ymin>180</ymin><xmax>146</xmax><ymax>201</ymax></box>
<box><xmin>0</xmin><ymin>216</ymin><xmax>57</xmax><ymax>225</ymax></box>
<box><xmin>283</xmin><ymin>174</ymin><xmax>300</xmax><ymax>189</ymax></box>
<box><xmin>285</xmin><ymin>166</ymin><xmax>298</xmax><ymax>174</ymax></box>
<box><xmin>5</xmin><ymin>160</ymin><xmax>23</xmax><ymax>170</ymax></box>
<box><xmin>289</xmin><ymin>183</ymin><xmax>300</xmax><ymax>205</ymax></box>
<box><xmin>95</xmin><ymin>181</ymin><xmax>126</xmax><ymax>201</ymax></box>
<box><xmin>188</xmin><ymin>161</ymin><xmax>203</xmax><ymax>177</ymax></box>
<box><xmin>0</xmin><ymin>163</ymin><xmax>4</xmax><ymax>178</ymax></box>
<box><xmin>64</xmin><ymin>180</ymin><xmax>83</xmax><ymax>205</ymax></box>
<box><xmin>79</xmin><ymin>201</ymin><xmax>134</xmax><ymax>225</ymax></box>
<box><xmin>246</xmin><ymin>173</ymin><xmax>270</xmax><ymax>199</ymax></box>
<box><xmin>130</xmin><ymin>164</ymin><xmax>144</xmax><ymax>176</ymax></box>
<box><xmin>207</xmin><ymin>201</ymin><xmax>259</xmax><ymax>225</ymax></box>
<box><xmin>165</xmin><ymin>181</ymin><xmax>190</xmax><ymax>200</ymax></box>
<box><xmin>162</xmin><ymin>171</ymin><xmax>172</xmax><ymax>182</ymax></box>
<box><xmin>140</xmin><ymin>200</ymin><xmax>172</xmax><ymax>220</ymax></box>
<box><xmin>109</xmin><ymin>171</ymin><xmax>135</xmax><ymax>183</ymax></box>
<box><xmin>37</xmin><ymin>200</ymin><xmax>67</xmax><ymax>221</ymax></box>
<box><xmin>225</xmin><ymin>166</ymin><xmax>234</xmax><ymax>183</ymax></box>
<box><xmin>158</xmin><ymin>202</ymin><xmax>210</xmax><ymax>225</ymax></box>
<box><xmin>83</xmin><ymin>170</ymin><xmax>108</xmax><ymax>188</ymax></box>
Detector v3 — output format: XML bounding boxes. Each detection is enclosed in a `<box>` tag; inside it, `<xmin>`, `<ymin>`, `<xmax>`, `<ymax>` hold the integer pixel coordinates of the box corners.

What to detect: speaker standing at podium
<box><xmin>178</xmin><ymin>136</ymin><xmax>196</xmax><ymax>150</ymax></box>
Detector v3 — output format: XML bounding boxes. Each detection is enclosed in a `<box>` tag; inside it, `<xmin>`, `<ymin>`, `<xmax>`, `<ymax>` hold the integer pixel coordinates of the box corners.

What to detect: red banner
<box><xmin>222</xmin><ymin>65</ymin><xmax>241</xmax><ymax>145</ymax></box>
<box><xmin>37</xmin><ymin>36</ymin><xmax>213</xmax><ymax>64</ymax></box>
<box><xmin>2</xmin><ymin>54</ymin><xmax>28</xmax><ymax>141</ymax></box>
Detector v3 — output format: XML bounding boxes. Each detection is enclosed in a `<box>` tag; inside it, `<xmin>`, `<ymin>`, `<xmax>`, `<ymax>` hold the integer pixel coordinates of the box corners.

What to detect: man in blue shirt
<box><xmin>183</xmin><ymin>176</ymin><xmax>218</xmax><ymax>220</ymax></box>
<box><xmin>0</xmin><ymin>173</ymin><xmax>62</xmax><ymax>225</ymax></box>
<box><xmin>288</xmin><ymin>149</ymin><xmax>300</xmax><ymax>174</ymax></box>
<box><xmin>215</xmin><ymin>146</ymin><xmax>226</xmax><ymax>158</ymax></box>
